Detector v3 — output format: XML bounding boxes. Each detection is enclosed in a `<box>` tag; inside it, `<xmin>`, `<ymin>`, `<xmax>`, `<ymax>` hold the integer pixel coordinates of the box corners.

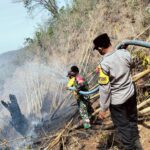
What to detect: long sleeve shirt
<box><xmin>99</xmin><ymin>49</ymin><xmax>134</xmax><ymax>111</ymax></box>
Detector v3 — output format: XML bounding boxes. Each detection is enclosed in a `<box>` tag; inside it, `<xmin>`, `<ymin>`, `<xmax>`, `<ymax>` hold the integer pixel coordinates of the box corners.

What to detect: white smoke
<box><xmin>0</xmin><ymin>52</ymin><xmax>76</xmax><ymax>150</ymax></box>
<box><xmin>1</xmin><ymin>61</ymin><xmax>67</xmax><ymax>114</ymax></box>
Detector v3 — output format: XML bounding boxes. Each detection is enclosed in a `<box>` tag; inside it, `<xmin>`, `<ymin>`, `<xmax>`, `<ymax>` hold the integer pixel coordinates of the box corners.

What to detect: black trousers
<box><xmin>110</xmin><ymin>93</ymin><xmax>139</xmax><ymax>150</ymax></box>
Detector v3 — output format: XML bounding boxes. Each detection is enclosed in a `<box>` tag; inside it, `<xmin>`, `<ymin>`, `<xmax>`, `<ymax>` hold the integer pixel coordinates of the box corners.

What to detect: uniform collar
<box><xmin>103</xmin><ymin>49</ymin><xmax>116</xmax><ymax>57</ymax></box>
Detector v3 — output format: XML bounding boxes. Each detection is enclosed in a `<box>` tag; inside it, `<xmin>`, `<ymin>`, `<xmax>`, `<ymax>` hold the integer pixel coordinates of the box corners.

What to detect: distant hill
<box><xmin>0</xmin><ymin>49</ymin><xmax>32</xmax><ymax>91</ymax></box>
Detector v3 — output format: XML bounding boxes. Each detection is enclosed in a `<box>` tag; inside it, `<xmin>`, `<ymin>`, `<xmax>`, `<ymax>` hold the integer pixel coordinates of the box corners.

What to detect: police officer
<box><xmin>93</xmin><ymin>33</ymin><xmax>143</xmax><ymax>150</ymax></box>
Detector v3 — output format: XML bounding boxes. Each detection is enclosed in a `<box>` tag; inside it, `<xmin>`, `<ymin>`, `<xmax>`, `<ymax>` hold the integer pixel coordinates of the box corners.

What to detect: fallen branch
<box><xmin>137</xmin><ymin>98</ymin><xmax>150</xmax><ymax>110</ymax></box>
<box><xmin>132</xmin><ymin>68</ymin><xmax>150</xmax><ymax>82</ymax></box>
<box><xmin>44</xmin><ymin>119</ymin><xmax>73</xmax><ymax>150</ymax></box>
<box><xmin>92</xmin><ymin>108</ymin><xmax>100</xmax><ymax>116</ymax></box>
<box><xmin>134</xmin><ymin>25</ymin><xmax>150</xmax><ymax>39</ymax></box>
<box><xmin>142</xmin><ymin>121</ymin><xmax>150</xmax><ymax>126</ymax></box>
<box><xmin>139</xmin><ymin>121</ymin><xmax>150</xmax><ymax>129</ymax></box>
<box><xmin>139</xmin><ymin>107</ymin><xmax>150</xmax><ymax>115</ymax></box>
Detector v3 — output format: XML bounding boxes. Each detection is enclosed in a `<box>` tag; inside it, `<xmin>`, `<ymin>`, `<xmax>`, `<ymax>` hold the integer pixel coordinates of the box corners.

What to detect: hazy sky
<box><xmin>0</xmin><ymin>1</ymin><xmax>52</xmax><ymax>54</ymax></box>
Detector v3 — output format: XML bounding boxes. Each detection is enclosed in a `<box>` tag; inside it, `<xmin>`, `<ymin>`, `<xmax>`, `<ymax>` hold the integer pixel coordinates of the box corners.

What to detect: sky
<box><xmin>0</xmin><ymin>1</ymin><xmax>52</xmax><ymax>54</ymax></box>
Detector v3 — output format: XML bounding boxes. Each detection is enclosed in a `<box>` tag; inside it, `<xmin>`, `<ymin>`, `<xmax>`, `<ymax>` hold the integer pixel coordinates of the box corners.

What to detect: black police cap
<box><xmin>93</xmin><ymin>33</ymin><xmax>111</xmax><ymax>50</ymax></box>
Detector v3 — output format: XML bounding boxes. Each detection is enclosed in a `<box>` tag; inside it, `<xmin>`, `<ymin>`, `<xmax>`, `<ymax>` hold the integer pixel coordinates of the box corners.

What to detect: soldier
<box><xmin>67</xmin><ymin>66</ymin><xmax>94</xmax><ymax>129</ymax></box>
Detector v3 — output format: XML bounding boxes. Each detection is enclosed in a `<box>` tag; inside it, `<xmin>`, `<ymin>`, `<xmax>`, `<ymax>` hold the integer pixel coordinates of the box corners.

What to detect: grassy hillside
<box><xmin>23</xmin><ymin>0</ymin><xmax>150</xmax><ymax>101</ymax></box>
<box><xmin>0</xmin><ymin>49</ymin><xmax>33</xmax><ymax>91</ymax></box>
<box><xmin>24</xmin><ymin>0</ymin><xmax>149</xmax><ymax>73</ymax></box>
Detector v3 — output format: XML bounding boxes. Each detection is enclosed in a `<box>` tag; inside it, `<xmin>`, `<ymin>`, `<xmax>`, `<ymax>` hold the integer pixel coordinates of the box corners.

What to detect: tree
<box><xmin>13</xmin><ymin>0</ymin><xmax>59</xmax><ymax>17</ymax></box>
<box><xmin>24</xmin><ymin>37</ymin><xmax>34</xmax><ymax>46</ymax></box>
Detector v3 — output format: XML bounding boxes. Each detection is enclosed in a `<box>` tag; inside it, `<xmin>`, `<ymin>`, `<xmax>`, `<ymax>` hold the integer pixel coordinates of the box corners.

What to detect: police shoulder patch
<box><xmin>98</xmin><ymin>66</ymin><xmax>109</xmax><ymax>85</ymax></box>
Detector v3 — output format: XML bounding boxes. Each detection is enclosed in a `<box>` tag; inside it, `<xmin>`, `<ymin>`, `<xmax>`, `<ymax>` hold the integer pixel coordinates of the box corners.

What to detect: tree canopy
<box><xmin>13</xmin><ymin>0</ymin><xmax>59</xmax><ymax>16</ymax></box>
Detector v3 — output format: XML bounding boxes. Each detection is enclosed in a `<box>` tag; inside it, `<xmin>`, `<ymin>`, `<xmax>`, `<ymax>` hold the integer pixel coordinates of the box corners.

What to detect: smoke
<box><xmin>0</xmin><ymin>58</ymin><xmax>74</xmax><ymax>148</ymax></box>
<box><xmin>1</xmin><ymin>61</ymin><xmax>67</xmax><ymax>113</ymax></box>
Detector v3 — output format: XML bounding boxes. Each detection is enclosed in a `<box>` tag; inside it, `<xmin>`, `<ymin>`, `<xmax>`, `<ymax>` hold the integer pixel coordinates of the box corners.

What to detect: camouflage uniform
<box><xmin>67</xmin><ymin>75</ymin><xmax>93</xmax><ymax>129</ymax></box>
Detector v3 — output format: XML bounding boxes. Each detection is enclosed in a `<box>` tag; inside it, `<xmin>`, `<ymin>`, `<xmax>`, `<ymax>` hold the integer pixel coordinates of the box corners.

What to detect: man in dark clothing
<box><xmin>93</xmin><ymin>33</ymin><xmax>143</xmax><ymax>150</ymax></box>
